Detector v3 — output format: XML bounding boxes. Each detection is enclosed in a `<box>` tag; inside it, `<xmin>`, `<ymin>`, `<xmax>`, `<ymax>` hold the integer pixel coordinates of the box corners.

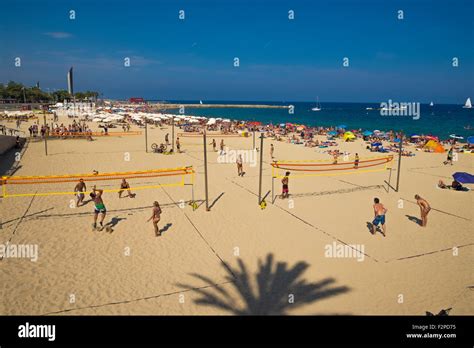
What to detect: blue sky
<box><xmin>1</xmin><ymin>0</ymin><xmax>473</xmax><ymax>103</ymax></box>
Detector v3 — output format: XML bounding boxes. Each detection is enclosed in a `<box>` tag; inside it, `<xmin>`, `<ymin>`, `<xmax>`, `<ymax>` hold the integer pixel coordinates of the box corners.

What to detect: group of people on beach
<box><xmin>74</xmin><ymin>176</ymin><xmax>163</xmax><ymax>236</ymax></box>
<box><xmin>50</xmin><ymin>120</ymin><xmax>93</xmax><ymax>138</ymax></box>
<box><xmin>277</xmin><ymin>163</ymin><xmax>432</xmax><ymax>236</ymax></box>
<box><xmin>62</xmin><ymin>116</ymin><xmax>456</xmax><ymax>240</ymax></box>
<box><xmin>370</xmin><ymin>195</ymin><xmax>431</xmax><ymax>236</ymax></box>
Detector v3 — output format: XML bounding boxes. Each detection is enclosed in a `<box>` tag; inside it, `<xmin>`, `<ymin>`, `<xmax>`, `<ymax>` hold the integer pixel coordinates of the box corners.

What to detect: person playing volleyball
<box><xmin>147</xmin><ymin>201</ymin><xmax>162</xmax><ymax>237</ymax></box>
<box><xmin>74</xmin><ymin>178</ymin><xmax>87</xmax><ymax>207</ymax></box>
<box><xmin>90</xmin><ymin>186</ymin><xmax>106</xmax><ymax>230</ymax></box>
<box><xmin>371</xmin><ymin>197</ymin><xmax>387</xmax><ymax>237</ymax></box>
<box><xmin>118</xmin><ymin>178</ymin><xmax>135</xmax><ymax>198</ymax></box>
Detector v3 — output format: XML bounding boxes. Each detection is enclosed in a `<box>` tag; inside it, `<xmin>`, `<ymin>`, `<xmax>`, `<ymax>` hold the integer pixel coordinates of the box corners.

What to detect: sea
<box><xmin>161</xmin><ymin>101</ymin><xmax>473</xmax><ymax>140</ymax></box>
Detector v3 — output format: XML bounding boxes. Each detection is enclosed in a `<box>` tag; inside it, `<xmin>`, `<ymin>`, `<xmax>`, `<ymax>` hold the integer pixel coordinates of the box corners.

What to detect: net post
<box><xmin>203</xmin><ymin>131</ymin><xmax>210</xmax><ymax>211</ymax></box>
<box><xmin>172</xmin><ymin>117</ymin><xmax>175</xmax><ymax>153</ymax></box>
<box><xmin>271</xmin><ymin>176</ymin><xmax>274</xmax><ymax>204</ymax></box>
<box><xmin>258</xmin><ymin>133</ymin><xmax>264</xmax><ymax>205</ymax></box>
<box><xmin>253</xmin><ymin>130</ymin><xmax>255</xmax><ymax>150</ymax></box>
<box><xmin>43</xmin><ymin>109</ymin><xmax>48</xmax><ymax>156</ymax></box>
<box><xmin>145</xmin><ymin>119</ymin><xmax>148</xmax><ymax>153</ymax></box>
<box><xmin>396</xmin><ymin>133</ymin><xmax>403</xmax><ymax>192</ymax></box>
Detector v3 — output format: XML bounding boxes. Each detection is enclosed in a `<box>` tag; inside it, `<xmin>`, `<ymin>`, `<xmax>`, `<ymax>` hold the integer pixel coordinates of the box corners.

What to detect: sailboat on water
<box><xmin>463</xmin><ymin>97</ymin><xmax>472</xmax><ymax>109</ymax></box>
<box><xmin>311</xmin><ymin>97</ymin><xmax>322</xmax><ymax>111</ymax></box>
<box><xmin>199</xmin><ymin>100</ymin><xmax>203</xmax><ymax>105</ymax></box>
<box><xmin>430</xmin><ymin>101</ymin><xmax>434</xmax><ymax>107</ymax></box>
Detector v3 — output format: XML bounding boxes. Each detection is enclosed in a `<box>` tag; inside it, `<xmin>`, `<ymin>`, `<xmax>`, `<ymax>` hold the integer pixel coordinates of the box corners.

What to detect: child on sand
<box><xmin>176</xmin><ymin>137</ymin><xmax>181</xmax><ymax>153</ymax></box>
<box><xmin>147</xmin><ymin>201</ymin><xmax>162</xmax><ymax>237</ymax></box>
<box><xmin>371</xmin><ymin>197</ymin><xmax>387</xmax><ymax>236</ymax></box>
<box><xmin>443</xmin><ymin>147</ymin><xmax>454</xmax><ymax>165</ymax></box>
<box><xmin>281</xmin><ymin>171</ymin><xmax>290</xmax><ymax>199</ymax></box>
<box><xmin>236</xmin><ymin>154</ymin><xmax>244</xmax><ymax>176</ymax></box>
<box><xmin>354</xmin><ymin>153</ymin><xmax>359</xmax><ymax>169</ymax></box>
<box><xmin>220</xmin><ymin>139</ymin><xmax>225</xmax><ymax>155</ymax></box>
<box><xmin>415</xmin><ymin>194</ymin><xmax>431</xmax><ymax>227</ymax></box>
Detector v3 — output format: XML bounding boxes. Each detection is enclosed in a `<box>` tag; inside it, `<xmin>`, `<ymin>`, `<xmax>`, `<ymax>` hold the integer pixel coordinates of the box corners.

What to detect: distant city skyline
<box><xmin>1</xmin><ymin>0</ymin><xmax>473</xmax><ymax>103</ymax></box>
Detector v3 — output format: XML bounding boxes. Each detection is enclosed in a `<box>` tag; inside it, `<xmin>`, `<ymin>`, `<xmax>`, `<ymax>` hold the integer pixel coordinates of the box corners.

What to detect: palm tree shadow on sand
<box><xmin>177</xmin><ymin>254</ymin><xmax>350</xmax><ymax>315</ymax></box>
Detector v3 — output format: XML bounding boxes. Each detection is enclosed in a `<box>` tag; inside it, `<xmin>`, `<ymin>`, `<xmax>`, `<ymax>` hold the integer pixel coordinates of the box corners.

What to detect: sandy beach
<box><xmin>0</xmin><ymin>112</ymin><xmax>472</xmax><ymax>316</ymax></box>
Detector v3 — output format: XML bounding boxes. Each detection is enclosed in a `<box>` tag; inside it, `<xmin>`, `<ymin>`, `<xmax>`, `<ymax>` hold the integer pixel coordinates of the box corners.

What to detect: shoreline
<box><xmin>155</xmin><ymin>103</ymin><xmax>288</xmax><ymax>109</ymax></box>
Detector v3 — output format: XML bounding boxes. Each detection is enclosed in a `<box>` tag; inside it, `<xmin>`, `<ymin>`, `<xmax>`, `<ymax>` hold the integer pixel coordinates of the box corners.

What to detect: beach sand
<box><xmin>0</xmin><ymin>115</ymin><xmax>473</xmax><ymax>315</ymax></box>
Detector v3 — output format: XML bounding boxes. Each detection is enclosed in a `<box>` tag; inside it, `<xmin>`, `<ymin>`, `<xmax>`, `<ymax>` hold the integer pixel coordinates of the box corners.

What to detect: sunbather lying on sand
<box><xmin>438</xmin><ymin>180</ymin><xmax>468</xmax><ymax>191</ymax></box>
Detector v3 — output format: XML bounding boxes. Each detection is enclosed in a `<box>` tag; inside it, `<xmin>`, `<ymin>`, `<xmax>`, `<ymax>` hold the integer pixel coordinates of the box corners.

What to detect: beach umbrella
<box><xmin>327</xmin><ymin>131</ymin><xmax>337</xmax><ymax>136</ymax></box>
<box><xmin>449</xmin><ymin>134</ymin><xmax>464</xmax><ymax>140</ymax></box>
<box><xmin>337</xmin><ymin>124</ymin><xmax>347</xmax><ymax>129</ymax></box>
<box><xmin>452</xmin><ymin>172</ymin><xmax>474</xmax><ymax>184</ymax></box>
<box><xmin>410</xmin><ymin>135</ymin><xmax>420</xmax><ymax>138</ymax></box>
<box><xmin>467</xmin><ymin>136</ymin><xmax>474</xmax><ymax>144</ymax></box>
<box><xmin>343</xmin><ymin>131</ymin><xmax>356</xmax><ymax>141</ymax></box>
<box><xmin>279</xmin><ymin>123</ymin><xmax>286</xmax><ymax>127</ymax></box>
<box><xmin>425</xmin><ymin>135</ymin><xmax>438</xmax><ymax>141</ymax></box>
<box><xmin>371</xmin><ymin>142</ymin><xmax>382</xmax><ymax>146</ymax></box>
<box><xmin>362</xmin><ymin>130</ymin><xmax>373</xmax><ymax>136</ymax></box>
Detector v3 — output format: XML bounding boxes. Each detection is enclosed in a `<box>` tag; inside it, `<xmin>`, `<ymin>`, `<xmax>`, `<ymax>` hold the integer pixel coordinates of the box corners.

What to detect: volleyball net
<box><xmin>1</xmin><ymin>166</ymin><xmax>195</xmax><ymax>198</ymax></box>
<box><xmin>271</xmin><ymin>155</ymin><xmax>393</xmax><ymax>178</ymax></box>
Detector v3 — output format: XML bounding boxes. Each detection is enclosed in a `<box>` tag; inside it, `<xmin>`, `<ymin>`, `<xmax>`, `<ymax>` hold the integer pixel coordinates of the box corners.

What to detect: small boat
<box><xmin>463</xmin><ymin>97</ymin><xmax>472</xmax><ymax>109</ymax></box>
<box><xmin>199</xmin><ymin>100</ymin><xmax>203</xmax><ymax>105</ymax></box>
<box><xmin>430</xmin><ymin>101</ymin><xmax>434</xmax><ymax>107</ymax></box>
<box><xmin>464</xmin><ymin>125</ymin><xmax>473</xmax><ymax>130</ymax></box>
<box><xmin>312</xmin><ymin>96</ymin><xmax>322</xmax><ymax>111</ymax></box>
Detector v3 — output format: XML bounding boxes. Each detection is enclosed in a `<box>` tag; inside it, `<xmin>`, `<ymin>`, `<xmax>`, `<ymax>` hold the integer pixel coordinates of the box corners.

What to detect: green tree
<box><xmin>52</xmin><ymin>90</ymin><xmax>71</xmax><ymax>103</ymax></box>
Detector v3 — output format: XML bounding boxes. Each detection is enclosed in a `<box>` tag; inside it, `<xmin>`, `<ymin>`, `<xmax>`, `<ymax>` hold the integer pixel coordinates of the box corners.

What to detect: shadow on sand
<box><xmin>107</xmin><ymin>216</ymin><xmax>127</xmax><ymax>228</ymax></box>
<box><xmin>159</xmin><ymin>223</ymin><xmax>172</xmax><ymax>234</ymax></box>
<box><xmin>177</xmin><ymin>253</ymin><xmax>350</xmax><ymax>315</ymax></box>
<box><xmin>208</xmin><ymin>192</ymin><xmax>225</xmax><ymax>210</ymax></box>
<box><xmin>405</xmin><ymin>215</ymin><xmax>422</xmax><ymax>226</ymax></box>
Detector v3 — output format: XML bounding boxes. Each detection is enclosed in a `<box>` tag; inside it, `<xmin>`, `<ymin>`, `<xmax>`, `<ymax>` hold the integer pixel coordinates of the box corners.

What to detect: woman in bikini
<box><xmin>147</xmin><ymin>201</ymin><xmax>162</xmax><ymax>236</ymax></box>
